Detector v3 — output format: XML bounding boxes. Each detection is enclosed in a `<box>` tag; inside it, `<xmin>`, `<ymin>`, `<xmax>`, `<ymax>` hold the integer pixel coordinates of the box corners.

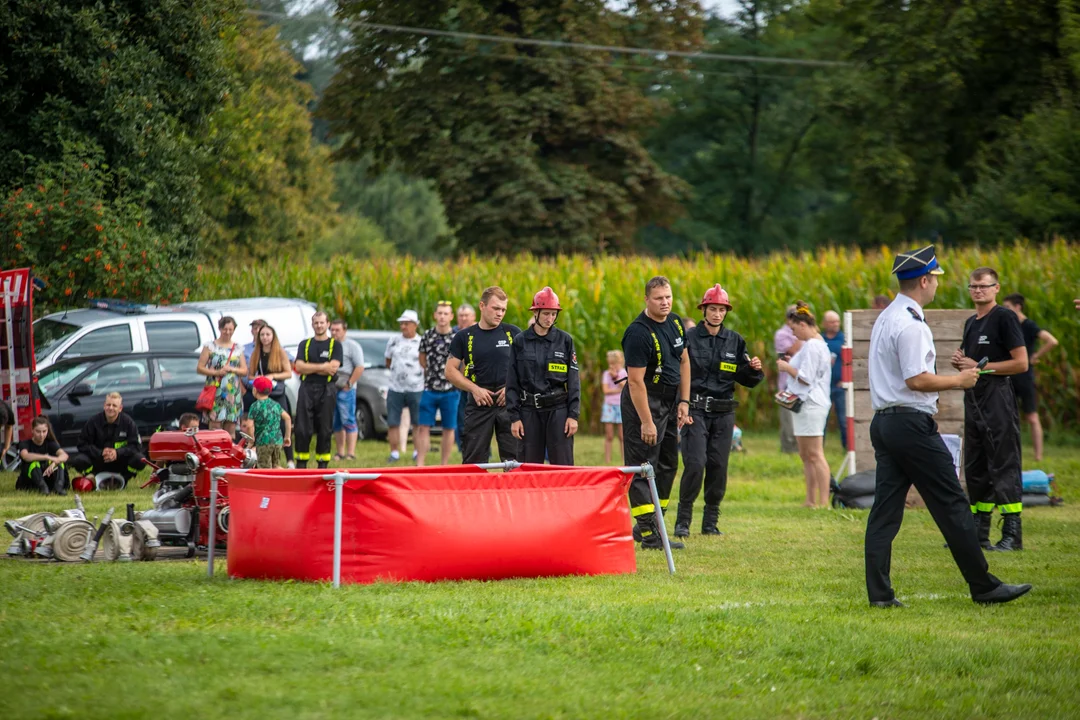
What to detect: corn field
<box><xmin>200</xmin><ymin>240</ymin><xmax>1080</xmax><ymax>433</ymax></box>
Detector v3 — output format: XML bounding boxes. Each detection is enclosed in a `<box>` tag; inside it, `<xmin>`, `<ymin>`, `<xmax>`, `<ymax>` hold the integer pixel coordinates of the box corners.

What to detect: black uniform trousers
<box><xmin>866</xmin><ymin>411</ymin><xmax>1001</xmax><ymax>603</ymax></box>
<box><xmin>295</xmin><ymin>381</ymin><xmax>335</xmax><ymax>466</ymax></box>
<box><xmin>963</xmin><ymin>380</ymin><xmax>1023</xmax><ymax>513</ymax></box>
<box><xmin>461</xmin><ymin>397</ymin><xmax>519</xmax><ymax>464</ymax></box>
<box><xmin>68</xmin><ymin>448</ymin><xmax>146</xmax><ymax>480</ymax></box>
<box><xmin>16</xmin><ymin>462</ymin><xmax>68</xmax><ymax>494</ymax></box>
<box><xmin>519</xmin><ymin>404</ymin><xmax>574</xmax><ymax>465</ymax></box>
<box><xmin>623</xmin><ymin>383</ymin><xmax>679</xmax><ymax>535</ymax></box>
<box><xmin>678</xmin><ymin>408</ymin><xmax>735</xmax><ymax>507</ymax></box>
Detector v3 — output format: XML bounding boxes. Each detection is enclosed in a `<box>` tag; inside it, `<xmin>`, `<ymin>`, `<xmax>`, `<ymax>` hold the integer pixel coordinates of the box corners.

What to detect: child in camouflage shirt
<box><xmin>249</xmin><ymin>376</ymin><xmax>292</xmax><ymax>469</ymax></box>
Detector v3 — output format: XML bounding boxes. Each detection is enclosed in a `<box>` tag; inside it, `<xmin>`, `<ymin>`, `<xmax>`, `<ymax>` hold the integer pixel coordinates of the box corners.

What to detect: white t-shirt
<box><xmin>788</xmin><ymin>336</ymin><xmax>832</xmax><ymax>407</ymax></box>
<box><xmin>384</xmin><ymin>334</ymin><xmax>424</xmax><ymax>393</ymax></box>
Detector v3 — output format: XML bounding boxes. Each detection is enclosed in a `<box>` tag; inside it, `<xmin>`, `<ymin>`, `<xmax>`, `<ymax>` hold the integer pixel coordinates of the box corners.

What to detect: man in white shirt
<box><xmin>385</xmin><ymin>310</ymin><xmax>424</xmax><ymax>462</ymax></box>
<box><xmin>864</xmin><ymin>245</ymin><xmax>1031</xmax><ymax>608</ymax></box>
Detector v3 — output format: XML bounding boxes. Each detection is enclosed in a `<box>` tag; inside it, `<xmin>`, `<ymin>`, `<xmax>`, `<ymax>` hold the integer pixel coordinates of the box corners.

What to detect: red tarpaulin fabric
<box><xmin>226</xmin><ymin>465</ymin><xmax>636</xmax><ymax>584</ymax></box>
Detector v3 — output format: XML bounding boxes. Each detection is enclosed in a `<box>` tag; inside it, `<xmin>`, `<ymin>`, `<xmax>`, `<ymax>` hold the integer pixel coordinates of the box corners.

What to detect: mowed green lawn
<box><xmin>2</xmin><ymin>431</ymin><xmax>1078</xmax><ymax>719</ymax></box>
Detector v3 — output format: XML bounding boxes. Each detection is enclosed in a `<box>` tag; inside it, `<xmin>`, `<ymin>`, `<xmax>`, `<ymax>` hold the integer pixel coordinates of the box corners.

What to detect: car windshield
<box><xmin>356</xmin><ymin>337</ymin><xmax>392</xmax><ymax>369</ymax></box>
<box><xmin>37</xmin><ymin>361</ymin><xmax>94</xmax><ymax>399</ymax></box>
<box><xmin>33</xmin><ymin>318</ymin><xmax>82</xmax><ymax>362</ymax></box>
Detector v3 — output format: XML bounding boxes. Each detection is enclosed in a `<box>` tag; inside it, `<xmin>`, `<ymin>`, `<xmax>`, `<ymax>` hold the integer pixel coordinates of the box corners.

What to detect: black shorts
<box><xmin>1013</xmin><ymin>374</ymin><xmax>1037</xmax><ymax>414</ymax></box>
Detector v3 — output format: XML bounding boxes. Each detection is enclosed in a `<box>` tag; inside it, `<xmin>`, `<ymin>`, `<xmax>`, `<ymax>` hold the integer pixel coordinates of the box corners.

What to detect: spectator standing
<box><xmin>68</xmin><ymin>393</ymin><xmax>146</xmax><ymax>485</ymax></box>
<box><xmin>773</xmin><ymin>306</ymin><xmax>802</xmax><ymax>454</ymax></box>
<box><xmin>294</xmin><ymin>311</ymin><xmax>342</xmax><ymax>468</ymax></box>
<box><xmin>416</xmin><ymin>301</ymin><xmax>459</xmax><ymax>466</ymax></box>
<box><xmin>1002</xmin><ymin>293</ymin><xmax>1059</xmax><ymax>463</ymax></box>
<box><xmin>249</xmin><ymin>376</ymin><xmax>292</xmax><ymax>469</ymax></box>
<box><xmin>248</xmin><ymin>323</ymin><xmax>296</xmax><ymax>467</ymax></box>
<box><xmin>601</xmin><ymin>350</ymin><xmax>627</xmax><ymax>465</ymax></box>
<box><xmin>385</xmin><ymin>310</ymin><xmax>425</xmax><ymax>462</ymax></box>
<box><xmin>821</xmin><ymin>310</ymin><xmax>847</xmax><ymax>451</ymax></box>
<box><xmin>16</xmin><ymin>417</ymin><xmax>68</xmax><ymax>495</ymax></box>
<box><xmin>329</xmin><ymin>319</ymin><xmax>365</xmax><ymax>461</ymax></box>
<box><xmin>197</xmin><ymin>316</ymin><xmax>247</xmax><ymax>436</ymax></box>
<box><xmin>241</xmin><ymin>319</ymin><xmax>266</xmax><ymax>412</ymax></box>
<box><xmin>446</xmin><ymin>287</ymin><xmax>522</xmax><ymax>464</ymax></box>
<box><xmin>776</xmin><ymin>302</ymin><xmax>832</xmax><ymax>508</ymax></box>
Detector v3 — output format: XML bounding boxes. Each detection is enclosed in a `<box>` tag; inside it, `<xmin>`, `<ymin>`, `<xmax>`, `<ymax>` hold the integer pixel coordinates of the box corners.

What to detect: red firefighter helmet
<box><xmin>530</xmin><ymin>286</ymin><xmax>562</xmax><ymax>311</ymax></box>
<box><xmin>697</xmin><ymin>284</ymin><xmax>732</xmax><ymax>310</ymax></box>
<box><xmin>72</xmin><ymin>476</ymin><xmax>95</xmax><ymax>494</ymax></box>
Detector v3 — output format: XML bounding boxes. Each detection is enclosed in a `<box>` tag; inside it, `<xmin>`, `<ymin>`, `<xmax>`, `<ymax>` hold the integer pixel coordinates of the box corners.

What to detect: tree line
<box><xmin>4</xmin><ymin>1</ymin><xmax>1080</xmax><ymax>309</ymax></box>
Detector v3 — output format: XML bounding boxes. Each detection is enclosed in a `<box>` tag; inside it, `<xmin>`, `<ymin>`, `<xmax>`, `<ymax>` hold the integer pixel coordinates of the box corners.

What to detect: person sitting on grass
<box><xmin>17</xmin><ymin>416</ymin><xmax>69</xmax><ymax>495</ymax></box>
<box><xmin>249</xmin><ymin>376</ymin><xmax>292</xmax><ymax>469</ymax></box>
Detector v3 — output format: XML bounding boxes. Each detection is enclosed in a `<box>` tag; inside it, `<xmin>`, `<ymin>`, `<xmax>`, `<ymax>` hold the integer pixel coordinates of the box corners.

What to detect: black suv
<box><xmin>36</xmin><ymin>352</ymin><xmax>205</xmax><ymax>451</ymax></box>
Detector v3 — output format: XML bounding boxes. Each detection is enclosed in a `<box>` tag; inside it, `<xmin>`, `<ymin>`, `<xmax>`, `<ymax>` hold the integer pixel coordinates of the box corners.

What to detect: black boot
<box><xmin>989</xmin><ymin>513</ymin><xmax>1023</xmax><ymax>552</ymax></box>
<box><xmin>701</xmin><ymin>504</ymin><xmax>723</xmax><ymax>536</ymax></box>
<box><xmin>674</xmin><ymin>503</ymin><xmax>693</xmax><ymax>538</ymax></box>
<box><xmin>638</xmin><ymin>518</ymin><xmax>685</xmax><ymax>550</ymax></box>
<box><xmin>974</xmin><ymin>510</ymin><xmax>992</xmax><ymax>550</ymax></box>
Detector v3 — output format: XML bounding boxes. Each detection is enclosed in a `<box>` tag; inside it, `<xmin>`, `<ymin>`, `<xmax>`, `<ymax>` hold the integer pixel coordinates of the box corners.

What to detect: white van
<box><xmin>34</xmin><ymin>297</ymin><xmax>319</xmax><ymax>371</ymax></box>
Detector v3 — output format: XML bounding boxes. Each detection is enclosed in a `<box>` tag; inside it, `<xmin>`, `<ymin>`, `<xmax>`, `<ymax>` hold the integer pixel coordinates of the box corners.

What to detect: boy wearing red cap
<box><xmin>250</xmin><ymin>376</ymin><xmax>292</xmax><ymax>469</ymax></box>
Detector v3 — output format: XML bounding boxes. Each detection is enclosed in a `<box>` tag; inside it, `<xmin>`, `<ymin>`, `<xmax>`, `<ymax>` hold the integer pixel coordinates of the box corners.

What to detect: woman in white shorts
<box><xmin>776</xmin><ymin>301</ymin><xmax>833</xmax><ymax>508</ymax></box>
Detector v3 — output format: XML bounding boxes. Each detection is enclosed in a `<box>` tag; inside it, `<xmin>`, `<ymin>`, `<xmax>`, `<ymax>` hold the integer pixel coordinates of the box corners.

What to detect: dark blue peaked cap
<box><xmin>892</xmin><ymin>245</ymin><xmax>946</xmax><ymax>280</ymax></box>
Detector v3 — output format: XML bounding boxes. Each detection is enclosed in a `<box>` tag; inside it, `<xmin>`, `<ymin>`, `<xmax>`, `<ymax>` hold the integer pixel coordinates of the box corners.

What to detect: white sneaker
<box><xmin>286</xmin><ymin>461</ymin><xmax>296</xmax><ymax>469</ymax></box>
<box><xmin>412</xmin><ymin>450</ymin><xmax>419</xmax><ymax>461</ymax></box>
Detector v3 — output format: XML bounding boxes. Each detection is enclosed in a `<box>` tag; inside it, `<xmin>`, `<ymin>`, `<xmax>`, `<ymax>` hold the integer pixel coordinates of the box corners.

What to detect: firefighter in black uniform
<box><xmin>506</xmin><ymin>287</ymin><xmax>580</xmax><ymax>465</ymax></box>
<box><xmin>951</xmin><ymin>266</ymin><xmax>1029</xmax><ymax>551</ymax></box>
<box><xmin>623</xmin><ymin>276</ymin><xmax>691</xmax><ymax>550</ymax></box>
<box><xmin>675</xmin><ymin>285</ymin><xmax>764</xmax><ymax>537</ymax></box>
<box><xmin>446</xmin><ymin>286</ymin><xmax>522</xmax><ymax>464</ymax></box>
<box><xmin>68</xmin><ymin>392</ymin><xmax>146</xmax><ymax>483</ymax></box>
<box><xmin>294</xmin><ymin>311</ymin><xmax>342</xmax><ymax>468</ymax></box>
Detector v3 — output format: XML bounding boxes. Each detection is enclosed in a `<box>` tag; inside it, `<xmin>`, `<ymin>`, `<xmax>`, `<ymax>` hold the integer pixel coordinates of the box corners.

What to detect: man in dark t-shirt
<box><xmin>1002</xmin><ymin>293</ymin><xmax>1059</xmax><ymax>463</ymax></box>
<box><xmin>446</xmin><ymin>287</ymin><xmax>522</xmax><ymax>464</ymax></box>
<box><xmin>622</xmin><ymin>276</ymin><xmax>691</xmax><ymax>551</ymax></box>
<box><xmin>293</xmin><ymin>311</ymin><xmax>343</xmax><ymax>468</ymax></box>
<box><xmin>951</xmin><ymin>268</ymin><xmax>1028</xmax><ymax>551</ymax></box>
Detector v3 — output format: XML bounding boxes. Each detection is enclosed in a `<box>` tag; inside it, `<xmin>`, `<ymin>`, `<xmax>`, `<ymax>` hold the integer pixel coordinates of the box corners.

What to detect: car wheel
<box><xmin>356</xmin><ymin>401</ymin><xmax>375</xmax><ymax>441</ymax></box>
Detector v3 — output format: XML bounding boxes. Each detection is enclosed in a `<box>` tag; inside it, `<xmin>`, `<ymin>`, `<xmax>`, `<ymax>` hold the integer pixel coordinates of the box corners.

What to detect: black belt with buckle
<box><xmin>522</xmin><ymin>390</ymin><xmax>568</xmax><ymax>409</ymax></box>
<box><xmin>689</xmin><ymin>395</ymin><xmax>738</xmax><ymax>413</ymax></box>
<box><xmin>875</xmin><ymin>406</ymin><xmax>925</xmax><ymax>416</ymax></box>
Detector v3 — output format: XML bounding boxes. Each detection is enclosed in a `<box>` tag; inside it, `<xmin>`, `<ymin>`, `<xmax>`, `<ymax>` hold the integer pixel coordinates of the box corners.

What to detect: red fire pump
<box><xmin>143</xmin><ymin>429</ymin><xmax>256</xmax><ymax>556</ymax></box>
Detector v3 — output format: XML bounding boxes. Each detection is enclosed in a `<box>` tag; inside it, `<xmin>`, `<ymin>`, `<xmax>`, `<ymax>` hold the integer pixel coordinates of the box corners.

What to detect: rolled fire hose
<box><xmin>101</xmin><ymin>520</ymin><xmax>136</xmax><ymax>562</ymax></box>
<box><xmin>131</xmin><ymin>520</ymin><xmax>160</xmax><ymax>561</ymax></box>
<box><xmin>47</xmin><ymin>519</ymin><xmax>97</xmax><ymax>562</ymax></box>
<box><xmin>5</xmin><ymin>512</ymin><xmax>59</xmax><ymax>556</ymax></box>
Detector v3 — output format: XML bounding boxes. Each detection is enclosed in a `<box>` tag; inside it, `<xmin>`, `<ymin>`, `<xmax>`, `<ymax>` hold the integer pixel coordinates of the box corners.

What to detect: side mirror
<box><xmin>69</xmin><ymin>383</ymin><xmax>93</xmax><ymax>399</ymax></box>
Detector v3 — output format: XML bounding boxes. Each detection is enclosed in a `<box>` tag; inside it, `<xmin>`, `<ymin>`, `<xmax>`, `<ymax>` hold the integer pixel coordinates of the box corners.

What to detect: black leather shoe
<box><xmin>701</xmin><ymin>526</ymin><xmax>724</xmax><ymax>536</ymax></box>
<box><xmin>972</xmin><ymin>583</ymin><xmax>1032</xmax><ymax>605</ymax></box>
<box><xmin>640</xmin><ymin>535</ymin><xmax>685</xmax><ymax>550</ymax></box>
<box><xmin>870</xmin><ymin>599</ymin><xmax>904</xmax><ymax>608</ymax></box>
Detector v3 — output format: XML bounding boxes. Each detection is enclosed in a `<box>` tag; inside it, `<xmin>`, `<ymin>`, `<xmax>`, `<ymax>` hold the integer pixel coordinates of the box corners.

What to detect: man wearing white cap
<box><xmin>385</xmin><ymin>310</ymin><xmax>424</xmax><ymax>462</ymax></box>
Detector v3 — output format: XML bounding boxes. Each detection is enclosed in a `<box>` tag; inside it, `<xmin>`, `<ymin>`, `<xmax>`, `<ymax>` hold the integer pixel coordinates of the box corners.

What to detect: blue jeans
<box><xmin>333</xmin><ymin>388</ymin><xmax>357</xmax><ymax>433</ymax></box>
<box><xmin>828</xmin><ymin>386</ymin><xmax>847</xmax><ymax>451</ymax></box>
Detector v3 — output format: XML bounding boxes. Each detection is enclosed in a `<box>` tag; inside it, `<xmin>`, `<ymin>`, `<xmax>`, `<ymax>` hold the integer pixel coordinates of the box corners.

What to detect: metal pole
<box><xmin>322</xmin><ymin>472</ymin><xmax>381</xmax><ymax>588</ymax></box>
<box><xmin>620</xmin><ymin>462</ymin><xmax>675</xmax><ymax>575</ymax></box>
<box><xmin>207</xmin><ymin>469</ymin><xmax>222</xmax><ymax>579</ymax></box>
<box><xmin>473</xmin><ymin>461</ymin><xmax>521</xmax><ymax>471</ymax></box>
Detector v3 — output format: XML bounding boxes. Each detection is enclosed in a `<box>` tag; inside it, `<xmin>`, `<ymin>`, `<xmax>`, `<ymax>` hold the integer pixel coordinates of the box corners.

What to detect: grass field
<box><xmin>2</xmin><ymin>432</ymin><xmax>1079</xmax><ymax>719</ymax></box>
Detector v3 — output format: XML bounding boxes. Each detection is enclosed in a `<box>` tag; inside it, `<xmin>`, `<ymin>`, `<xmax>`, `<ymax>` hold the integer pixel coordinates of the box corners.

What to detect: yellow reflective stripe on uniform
<box><xmin>650</xmin><ymin>331</ymin><xmax>662</xmax><ymax>383</ymax></box>
<box><xmin>301</xmin><ymin>338</ymin><xmax>312</xmax><ymax>381</ymax></box>
<box><xmin>114</xmin><ymin>441</ymin><xmax>127</xmax><ymax>449</ymax></box>
<box><xmin>640</xmin><ymin>528</ymin><xmax>654</xmax><ymax>537</ymax></box>
<box><xmin>720</xmin><ymin>362</ymin><xmax>737</xmax><ymax>372</ymax></box>
<box><xmin>630</xmin><ymin>504</ymin><xmax>655</xmax><ymax>517</ymax></box>
<box><xmin>28</xmin><ymin>461</ymin><xmax>41</xmax><ymax>474</ymax></box>
<box><xmin>467</xmin><ymin>333</ymin><xmax>475</xmax><ymax>381</ymax></box>
<box><xmin>301</xmin><ymin>338</ymin><xmax>335</xmax><ymax>381</ymax></box>
<box><xmin>975</xmin><ymin>502</ymin><xmax>996</xmax><ymax>513</ymax></box>
<box><xmin>999</xmin><ymin>502</ymin><xmax>1023</xmax><ymax>514</ymax></box>
<box><xmin>659</xmin><ymin>498</ymin><xmax>669</xmax><ymax>509</ymax></box>
<box><xmin>548</xmin><ymin>362</ymin><xmax>567</xmax><ymax>373</ymax></box>
<box><xmin>315</xmin><ymin>453</ymin><xmax>333</xmax><ymax>462</ymax></box>
<box><xmin>295</xmin><ymin>452</ymin><xmax>310</xmax><ymax>460</ymax></box>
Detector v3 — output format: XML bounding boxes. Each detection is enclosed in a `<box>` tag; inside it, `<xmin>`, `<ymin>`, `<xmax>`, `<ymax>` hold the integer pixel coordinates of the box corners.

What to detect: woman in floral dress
<box><xmin>196</xmin><ymin>316</ymin><xmax>248</xmax><ymax>435</ymax></box>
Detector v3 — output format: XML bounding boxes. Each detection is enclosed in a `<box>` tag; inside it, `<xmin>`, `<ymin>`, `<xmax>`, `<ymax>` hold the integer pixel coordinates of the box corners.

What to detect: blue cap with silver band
<box><xmin>892</xmin><ymin>245</ymin><xmax>946</xmax><ymax>280</ymax></box>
